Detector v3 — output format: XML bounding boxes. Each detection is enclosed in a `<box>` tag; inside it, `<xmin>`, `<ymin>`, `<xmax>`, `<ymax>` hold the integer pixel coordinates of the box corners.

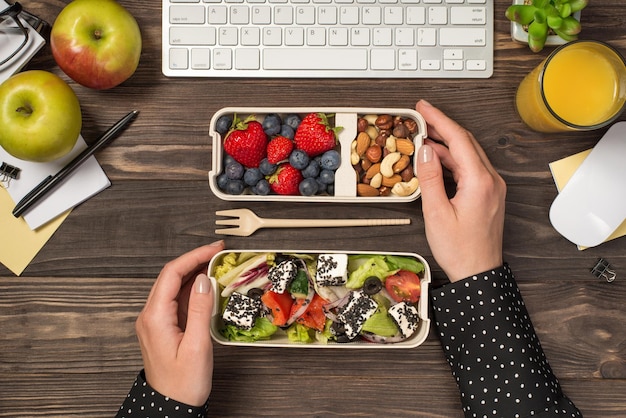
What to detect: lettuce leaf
<box><xmin>221</xmin><ymin>317</ymin><xmax>278</xmax><ymax>342</ymax></box>
<box><xmin>362</xmin><ymin>304</ymin><xmax>399</xmax><ymax>337</ymax></box>
<box><xmin>346</xmin><ymin>255</ymin><xmax>396</xmax><ymax>289</ymax></box>
<box><xmin>385</xmin><ymin>255</ymin><xmax>424</xmax><ymax>274</ymax></box>
<box><xmin>286</xmin><ymin>323</ymin><xmax>315</xmax><ymax>343</ymax></box>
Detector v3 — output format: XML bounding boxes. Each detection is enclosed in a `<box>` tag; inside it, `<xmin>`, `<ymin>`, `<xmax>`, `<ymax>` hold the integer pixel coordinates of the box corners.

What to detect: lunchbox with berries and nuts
<box><xmin>208</xmin><ymin>107</ymin><xmax>427</xmax><ymax>202</ymax></box>
<box><xmin>209</xmin><ymin>250</ymin><xmax>431</xmax><ymax>348</ymax></box>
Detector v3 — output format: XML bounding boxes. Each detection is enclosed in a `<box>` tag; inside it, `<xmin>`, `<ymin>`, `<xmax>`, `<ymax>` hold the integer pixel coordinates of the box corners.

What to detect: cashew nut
<box><xmin>380</xmin><ymin>152</ymin><xmax>401</xmax><ymax>178</ymax></box>
<box><xmin>391</xmin><ymin>177</ymin><xmax>420</xmax><ymax>197</ymax></box>
<box><xmin>385</xmin><ymin>135</ymin><xmax>397</xmax><ymax>153</ymax></box>
<box><xmin>369</xmin><ymin>172</ymin><xmax>383</xmax><ymax>189</ymax></box>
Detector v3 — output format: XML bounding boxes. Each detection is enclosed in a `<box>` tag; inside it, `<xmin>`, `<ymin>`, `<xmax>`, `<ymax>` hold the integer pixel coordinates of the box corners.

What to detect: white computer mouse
<box><xmin>549</xmin><ymin>121</ymin><xmax>626</xmax><ymax>248</ymax></box>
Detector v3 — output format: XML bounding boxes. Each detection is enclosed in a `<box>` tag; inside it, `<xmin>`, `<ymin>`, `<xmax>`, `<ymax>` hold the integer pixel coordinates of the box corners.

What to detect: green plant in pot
<box><xmin>506</xmin><ymin>0</ymin><xmax>587</xmax><ymax>52</ymax></box>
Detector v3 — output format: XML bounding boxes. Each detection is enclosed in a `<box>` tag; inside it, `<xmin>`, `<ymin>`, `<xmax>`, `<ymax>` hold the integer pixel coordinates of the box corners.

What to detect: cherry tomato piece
<box><xmin>385</xmin><ymin>270</ymin><xmax>421</xmax><ymax>303</ymax></box>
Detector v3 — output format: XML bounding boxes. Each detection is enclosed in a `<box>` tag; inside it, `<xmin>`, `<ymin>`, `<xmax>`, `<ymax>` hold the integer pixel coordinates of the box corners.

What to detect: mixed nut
<box><xmin>352</xmin><ymin>114</ymin><xmax>420</xmax><ymax>197</ymax></box>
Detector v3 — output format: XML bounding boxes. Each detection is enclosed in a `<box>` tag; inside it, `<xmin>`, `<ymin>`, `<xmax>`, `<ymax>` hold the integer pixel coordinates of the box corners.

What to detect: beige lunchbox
<box><xmin>209</xmin><ymin>250</ymin><xmax>431</xmax><ymax>349</ymax></box>
<box><xmin>208</xmin><ymin>107</ymin><xmax>427</xmax><ymax>203</ymax></box>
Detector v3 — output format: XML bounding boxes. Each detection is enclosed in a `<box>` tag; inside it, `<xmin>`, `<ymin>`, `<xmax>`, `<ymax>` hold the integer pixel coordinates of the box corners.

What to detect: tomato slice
<box><xmin>261</xmin><ymin>290</ymin><xmax>294</xmax><ymax>326</ymax></box>
<box><xmin>290</xmin><ymin>294</ymin><xmax>328</xmax><ymax>332</ymax></box>
<box><xmin>385</xmin><ymin>270</ymin><xmax>421</xmax><ymax>303</ymax></box>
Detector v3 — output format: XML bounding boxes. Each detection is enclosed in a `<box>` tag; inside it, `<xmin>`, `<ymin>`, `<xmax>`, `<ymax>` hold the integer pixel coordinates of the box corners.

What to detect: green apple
<box><xmin>0</xmin><ymin>70</ymin><xmax>82</xmax><ymax>162</ymax></box>
<box><xmin>51</xmin><ymin>0</ymin><xmax>142</xmax><ymax>90</ymax></box>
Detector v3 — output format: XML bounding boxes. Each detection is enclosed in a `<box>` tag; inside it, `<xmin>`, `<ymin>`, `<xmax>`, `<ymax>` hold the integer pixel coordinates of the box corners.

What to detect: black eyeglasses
<box><xmin>0</xmin><ymin>2</ymin><xmax>30</xmax><ymax>67</ymax></box>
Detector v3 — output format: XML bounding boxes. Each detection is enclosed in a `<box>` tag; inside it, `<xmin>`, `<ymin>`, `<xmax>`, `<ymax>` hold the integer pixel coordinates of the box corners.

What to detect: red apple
<box><xmin>50</xmin><ymin>0</ymin><xmax>142</xmax><ymax>90</ymax></box>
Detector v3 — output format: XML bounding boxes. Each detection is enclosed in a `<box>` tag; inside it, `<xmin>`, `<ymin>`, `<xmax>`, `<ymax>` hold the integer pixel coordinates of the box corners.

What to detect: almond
<box><xmin>365</xmin><ymin>162</ymin><xmax>381</xmax><ymax>180</ymax></box>
<box><xmin>356</xmin><ymin>132</ymin><xmax>371</xmax><ymax>156</ymax></box>
<box><xmin>392</xmin><ymin>155</ymin><xmax>410</xmax><ymax>173</ymax></box>
<box><xmin>381</xmin><ymin>174</ymin><xmax>402</xmax><ymax>187</ymax></box>
<box><xmin>395</xmin><ymin>138</ymin><xmax>415</xmax><ymax>156</ymax></box>
<box><xmin>357</xmin><ymin>183</ymin><xmax>379</xmax><ymax>197</ymax></box>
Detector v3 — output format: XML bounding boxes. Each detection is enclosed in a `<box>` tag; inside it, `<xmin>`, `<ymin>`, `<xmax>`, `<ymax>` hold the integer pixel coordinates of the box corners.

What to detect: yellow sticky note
<box><xmin>549</xmin><ymin>150</ymin><xmax>626</xmax><ymax>250</ymax></box>
<box><xmin>0</xmin><ymin>187</ymin><xmax>70</xmax><ymax>275</ymax></box>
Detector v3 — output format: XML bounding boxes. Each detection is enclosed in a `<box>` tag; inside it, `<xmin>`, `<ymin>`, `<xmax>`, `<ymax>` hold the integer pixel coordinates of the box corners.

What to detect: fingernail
<box><xmin>420</xmin><ymin>144</ymin><xmax>433</xmax><ymax>163</ymax></box>
<box><xmin>209</xmin><ymin>240</ymin><xmax>224</xmax><ymax>247</ymax></box>
<box><xmin>195</xmin><ymin>273</ymin><xmax>211</xmax><ymax>294</ymax></box>
<box><xmin>419</xmin><ymin>99</ymin><xmax>432</xmax><ymax>108</ymax></box>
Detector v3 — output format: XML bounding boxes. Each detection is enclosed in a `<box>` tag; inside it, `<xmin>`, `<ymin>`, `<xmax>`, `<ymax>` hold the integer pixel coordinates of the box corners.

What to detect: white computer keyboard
<box><xmin>162</xmin><ymin>0</ymin><xmax>493</xmax><ymax>78</ymax></box>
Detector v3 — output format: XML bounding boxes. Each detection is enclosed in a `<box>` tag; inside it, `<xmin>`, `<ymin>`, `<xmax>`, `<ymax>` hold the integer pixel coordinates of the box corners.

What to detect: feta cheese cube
<box><xmin>388</xmin><ymin>302</ymin><xmax>419</xmax><ymax>338</ymax></box>
<box><xmin>337</xmin><ymin>290</ymin><xmax>378</xmax><ymax>340</ymax></box>
<box><xmin>316</xmin><ymin>253</ymin><xmax>348</xmax><ymax>286</ymax></box>
<box><xmin>268</xmin><ymin>260</ymin><xmax>298</xmax><ymax>294</ymax></box>
<box><xmin>223</xmin><ymin>292</ymin><xmax>262</xmax><ymax>331</ymax></box>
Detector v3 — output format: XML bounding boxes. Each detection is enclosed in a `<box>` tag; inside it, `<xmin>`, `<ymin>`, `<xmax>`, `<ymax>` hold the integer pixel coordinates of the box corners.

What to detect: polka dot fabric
<box><xmin>431</xmin><ymin>264</ymin><xmax>581</xmax><ymax>418</ymax></box>
<box><xmin>116</xmin><ymin>371</ymin><xmax>209</xmax><ymax>418</ymax></box>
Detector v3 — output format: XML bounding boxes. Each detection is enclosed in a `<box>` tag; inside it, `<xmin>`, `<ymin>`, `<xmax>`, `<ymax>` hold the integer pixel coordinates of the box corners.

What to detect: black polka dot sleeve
<box><xmin>431</xmin><ymin>264</ymin><xmax>582</xmax><ymax>418</ymax></box>
<box><xmin>115</xmin><ymin>370</ymin><xmax>209</xmax><ymax>418</ymax></box>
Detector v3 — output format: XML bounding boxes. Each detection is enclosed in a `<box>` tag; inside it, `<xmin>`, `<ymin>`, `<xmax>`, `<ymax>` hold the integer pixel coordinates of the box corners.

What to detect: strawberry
<box><xmin>294</xmin><ymin>113</ymin><xmax>342</xmax><ymax>157</ymax></box>
<box><xmin>223</xmin><ymin>115</ymin><xmax>268</xmax><ymax>168</ymax></box>
<box><xmin>266</xmin><ymin>136</ymin><xmax>294</xmax><ymax>164</ymax></box>
<box><xmin>268</xmin><ymin>163</ymin><xmax>303</xmax><ymax>195</ymax></box>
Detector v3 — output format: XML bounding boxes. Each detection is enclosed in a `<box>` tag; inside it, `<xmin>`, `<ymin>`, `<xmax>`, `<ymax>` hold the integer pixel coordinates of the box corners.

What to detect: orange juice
<box><xmin>516</xmin><ymin>41</ymin><xmax>626</xmax><ymax>132</ymax></box>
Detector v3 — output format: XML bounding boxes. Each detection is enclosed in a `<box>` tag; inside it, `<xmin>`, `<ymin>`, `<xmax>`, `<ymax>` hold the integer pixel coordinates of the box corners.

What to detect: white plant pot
<box><xmin>510</xmin><ymin>0</ymin><xmax>582</xmax><ymax>46</ymax></box>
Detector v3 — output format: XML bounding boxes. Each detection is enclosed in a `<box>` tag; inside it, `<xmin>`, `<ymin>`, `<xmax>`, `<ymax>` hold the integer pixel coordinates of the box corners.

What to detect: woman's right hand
<box><xmin>415</xmin><ymin>100</ymin><xmax>507</xmax><ymax>282</ymax></box>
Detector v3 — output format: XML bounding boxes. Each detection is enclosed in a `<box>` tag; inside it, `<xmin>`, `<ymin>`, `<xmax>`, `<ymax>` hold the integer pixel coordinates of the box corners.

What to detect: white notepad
<box><xmin>0</xmin><ymin>135</ymin><xmax>111</xmax><ymax>230</ymax></box>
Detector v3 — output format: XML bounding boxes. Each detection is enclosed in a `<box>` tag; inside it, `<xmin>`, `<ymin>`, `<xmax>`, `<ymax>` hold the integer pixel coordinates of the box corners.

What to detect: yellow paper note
<box><xmin>549</xmin><ymin>149</ymin><xmax>626</xmax><ymax>250</ymax></box>
<box><xmin>0</xmin><ymin>187</ymin><xmax>70</xmax><ymax>275</ymax></box>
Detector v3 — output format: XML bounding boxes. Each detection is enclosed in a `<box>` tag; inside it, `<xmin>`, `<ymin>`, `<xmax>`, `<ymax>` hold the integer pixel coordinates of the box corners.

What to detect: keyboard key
<box><xmin>170</xmin><ymin>5</ymin><xmax>206</xmax><ymax>24</ymax></box>
<box><xmin>371</xmin><ymin>49</ymin><xmax>395</xmax><ymax>70</ymax></box>
<box><xmin>191</xmin><ymin>48</ymin><xmax>211</xmax><ymax>68</ymax></box>
<box><xmin>170</xmin><ymin>26</ymin><xmax>216</xmax><ymax>45</ymax></box>
<box><xmin>169</xmin><ymin>48</ymin><xmax>189</xmax><ymax>69</ymax></box>
<box><xmin>398</xmin><ymin>48</ymin><xmax>417</xmax><ymax>70</ymax></box>
<box><xmin>263</xmin><ymin>48</ymin><xmax>367</xmax><ymax>69</ymax></box>
<box><xmin>450</xmin><ymin>6</ymin><xmax>486</xmax><ymax>25</ymax></box>
<box><xmin>214</xmin><ymin>48</ymin><xmax>233</xmax><ymax>69</ymax></box>
<box><xmin>235</xmin><ymin>48</ymin><xmax>260</xmax><ymax>69</ymax></box>
<box><xmin>467</xmin><ymin>59</ymin><xmax>487</xmax><ymax>70</ymax></box>
<box><xmin>439</xmin><ymin>28</ymin><xmax>486</xmax><ymax>46</ymax></box>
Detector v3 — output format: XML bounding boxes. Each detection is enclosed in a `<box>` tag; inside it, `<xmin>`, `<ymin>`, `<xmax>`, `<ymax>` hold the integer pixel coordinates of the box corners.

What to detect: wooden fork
<box><xmin>215</xmin><ymin>208</ymin><xmax>411</xmax><ymax>237</ymax></box>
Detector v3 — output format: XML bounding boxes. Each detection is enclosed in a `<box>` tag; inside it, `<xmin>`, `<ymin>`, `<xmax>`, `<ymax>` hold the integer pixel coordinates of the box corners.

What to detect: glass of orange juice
<box><xmin>516</xmin><ymin>40</ymin><xmax>626</xmax><ymax>133</ymax></box>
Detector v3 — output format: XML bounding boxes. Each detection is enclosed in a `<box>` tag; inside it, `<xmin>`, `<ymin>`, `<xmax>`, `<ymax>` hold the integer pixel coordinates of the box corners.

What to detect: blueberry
<box><xmin>223</xmin><ymin>154</ymin><xmax>236</xmax><ymax>167</ymax></box>
<box><xmin>243</xmin><ymin>168</ymin><xmax>263</xmax><ymax>186</ymax></box>
<box><xmin>262</xmin><ymin>113</ymin><xmax>282</xmax><ymax>136</ymax></box>
<box><xmin>299</xmin><ymin>177</ymin><xmax>319</xmax><ymax>196</ymax></box>
<box><xmin>252</xmin><ymin>178</ymin><xmax>271</xmax><ymax>195</ymax></box>
<box><xmin>225</xmin><ymin>180</ymin><xmax>245</xmax><ymax>195</ymax></box>
<box><xmin>301</xmin><ymin>160</ymin><xmax>320</xmax><ymax>178</ymax></box>
<box><xmin>326</xmin><ymin>183</ymin><xmax>334</xmax><ymax>195</ymax></box>
<box><xmin>289</xmin><ymin>149</ymin><xmax>310</xmax><ymax>170</ymax></box>
<box><xmin>316</xmin><ymin>178</ymin><xmax>327</xmax><ymax>193</ymax></box>
<box><xmin>318</xmin><ymin>169</ymin><xmax>335</xmax><ymax>184</ymax></box>
<box><xmin>225</xmin><ymin>161</ymin><xmax>244</xmax><ymax>179</ymax></box>
<box><xmin>217</xmin><ymin>173</ymin><xmax>229</xmax><ymax>190</ymax></box>
<box><xmin>259</xmin><ymin>158</ymin><xmax>277</xmax><ymax>176</ymax></box>
<box><xmin>320</xmin><ymin>150</ymin><xmax>341</xmax><ymax>170</ymax></box>
<box><xmin>284</xmin><ymin>113</ymin><xmax>301</xmax><ymax>130</ymax></box>
<box><xmin>215</xmin><ymin>114</ymin><xmax>233</xmax><ymax>135</ymax></box>
<box><xmin>279</xmin><ymin>124</ymin><xmax>295</xmax><ymax>140</ymax></box>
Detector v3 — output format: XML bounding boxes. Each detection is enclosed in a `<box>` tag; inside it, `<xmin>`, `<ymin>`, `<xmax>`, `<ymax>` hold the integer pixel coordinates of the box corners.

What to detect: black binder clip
<box><xmin>0</xmin><ymin>162</ymin><xmax>21</xmax><ymax>188</ymax></box>
<box><xmin>590</xmin><ymin>258</ymin><xmax>616</xmax><ymax>283</ymax></box>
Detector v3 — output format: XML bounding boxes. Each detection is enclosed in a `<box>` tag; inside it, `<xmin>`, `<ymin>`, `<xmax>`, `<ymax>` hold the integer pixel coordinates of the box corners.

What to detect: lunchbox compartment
<box><xmin>209</xmin><ymin>249</ymin><xmax>431</xmax><ymax>349</ymax></box>
<box><xmin>208</xmin><ymin>107</ymin><xmax>427</xmax><ymax>202</ymax></box>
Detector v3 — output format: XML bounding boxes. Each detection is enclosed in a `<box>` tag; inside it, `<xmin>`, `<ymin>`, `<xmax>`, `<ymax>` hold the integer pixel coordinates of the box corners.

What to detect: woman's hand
<box><xmin>135</xmin><ymin>241</ymin><xmax>225</xmax><ymax>406</ymax></box>
<box><xmin>415</xmin><ymin>100</ymin><xmax>506</xmax><ymax>282</ymax></box>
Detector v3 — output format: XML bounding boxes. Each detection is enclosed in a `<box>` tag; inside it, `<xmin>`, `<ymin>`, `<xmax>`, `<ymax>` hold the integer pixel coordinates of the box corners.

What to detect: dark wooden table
<box><xmin>2</xmin><ymin>0</ymin><xmax>625</xmax><ymax>416</ymax></box>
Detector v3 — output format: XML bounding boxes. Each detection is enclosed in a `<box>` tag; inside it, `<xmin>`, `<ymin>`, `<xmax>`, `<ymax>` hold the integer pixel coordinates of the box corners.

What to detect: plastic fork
<box><xmin>215</xmin><ymin>208</ymin><xmax>411</xmax><ymax>236</ymax></box>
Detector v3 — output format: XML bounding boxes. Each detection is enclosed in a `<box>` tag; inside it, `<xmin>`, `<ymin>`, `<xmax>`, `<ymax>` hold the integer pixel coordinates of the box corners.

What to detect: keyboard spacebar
<box><xmin>263</xmin><ymin>48</ymin><xmax>368</xmax><ymax>70</ymax></box>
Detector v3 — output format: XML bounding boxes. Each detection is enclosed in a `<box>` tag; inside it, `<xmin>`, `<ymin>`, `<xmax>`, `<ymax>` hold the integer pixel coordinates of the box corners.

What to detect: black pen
<box><xmin>12</xmin><ymin>110</ymin><xmax>139</xmax><ymax>218</ymax></box>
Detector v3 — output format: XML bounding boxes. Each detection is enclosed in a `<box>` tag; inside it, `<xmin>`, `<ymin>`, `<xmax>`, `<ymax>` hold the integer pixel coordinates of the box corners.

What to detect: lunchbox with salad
<box><xmin>209</xmin><ymin>250</ymin><xmax>431</xmax><ymax>348</ymax></box>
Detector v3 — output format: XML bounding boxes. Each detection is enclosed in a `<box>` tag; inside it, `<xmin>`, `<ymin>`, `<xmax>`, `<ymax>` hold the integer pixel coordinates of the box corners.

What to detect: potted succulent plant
<box><xmin>506</xmin><ymin>0</ymin><xmax>587</xmax><ymax>52</ymax></box>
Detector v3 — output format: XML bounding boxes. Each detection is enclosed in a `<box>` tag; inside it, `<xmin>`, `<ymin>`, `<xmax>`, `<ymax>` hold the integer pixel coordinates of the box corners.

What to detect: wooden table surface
<box><xmin>2</xmin><ymin>0</ymin><xmax>625</xmax><ymax>416</ymax></box>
